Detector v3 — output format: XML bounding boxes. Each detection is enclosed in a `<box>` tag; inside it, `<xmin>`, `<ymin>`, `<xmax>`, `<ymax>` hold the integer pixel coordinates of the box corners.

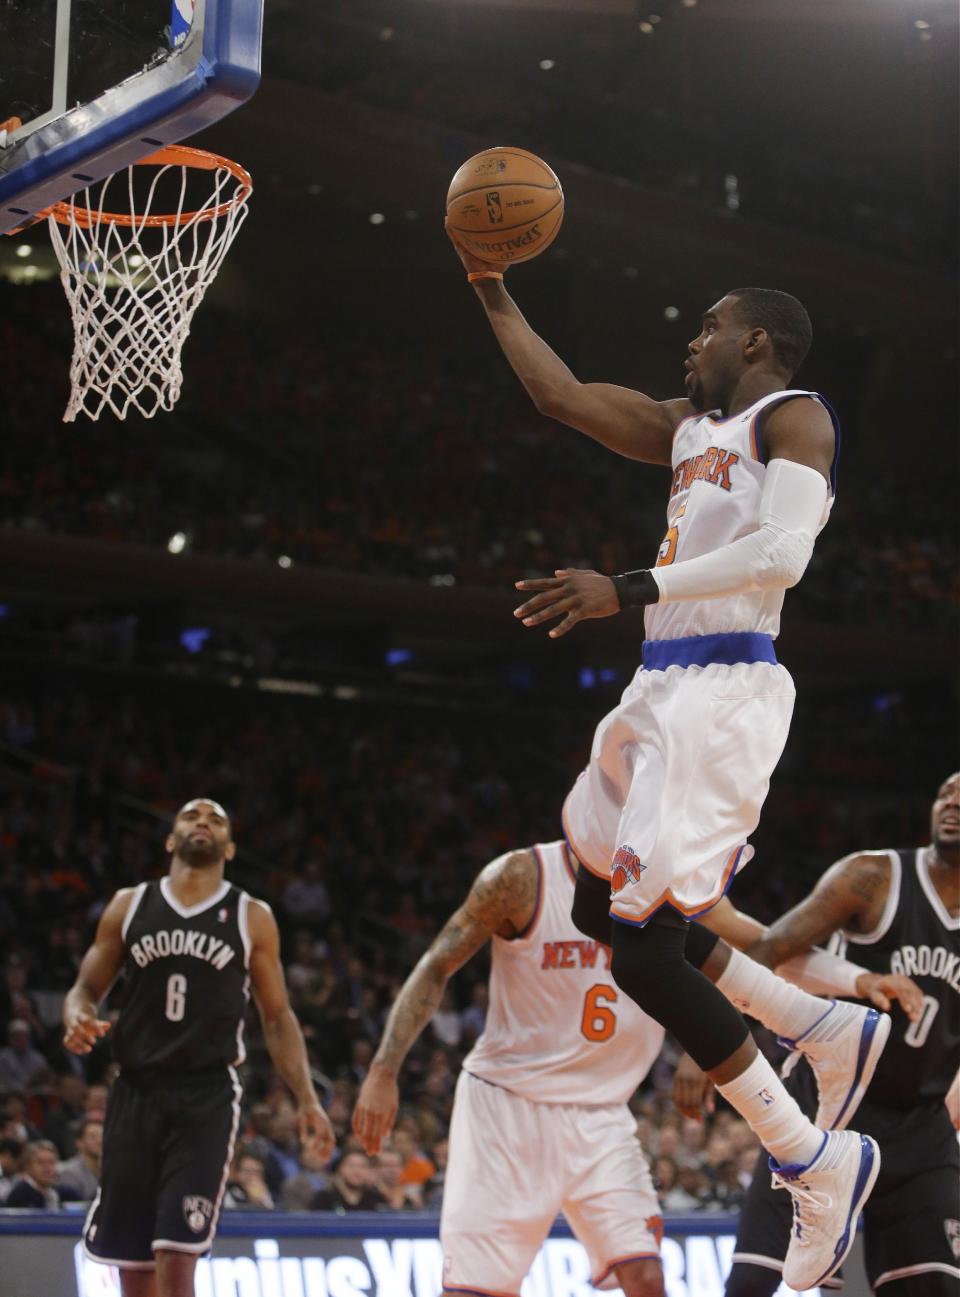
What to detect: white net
<box><xmin>47</xmin><ymin>150</ymin><xmax>251</xmax><ymax>421</ymax></box>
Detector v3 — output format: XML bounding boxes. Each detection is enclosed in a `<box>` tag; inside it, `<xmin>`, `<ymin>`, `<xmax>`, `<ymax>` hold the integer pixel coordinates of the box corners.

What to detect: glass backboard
<box><xmin>0</xmin><ymin>0</ymin><xmax>262</xmax><ymax>233</ymax></box>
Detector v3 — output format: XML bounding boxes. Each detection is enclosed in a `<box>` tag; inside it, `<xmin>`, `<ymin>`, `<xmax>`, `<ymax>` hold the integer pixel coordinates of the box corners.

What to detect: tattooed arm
<box><xmin>746</xmin><ymin>851</ymin><xmax>892</xmax><ymax>968</ymax></box>
<box><xmin>352</xmin><ymin>849</ymin><xmax>539</xmax><ymax>1154</ymax></box>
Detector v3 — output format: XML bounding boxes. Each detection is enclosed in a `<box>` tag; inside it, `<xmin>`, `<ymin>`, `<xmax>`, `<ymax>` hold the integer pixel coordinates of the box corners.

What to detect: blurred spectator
<box><xmin>430</xmin><ymin>990</ymin><xmax>462</xmax><ymax>1049</ymax></box>
<box><xmin>281</xmin><ymin>861</ymin><xmax>331</xmax><ymax>929</ymax></box>
<box><xmin>279</xmin><ymin>1144</ymin><xmax>330</xmax><ymax>1211</ymax></box>
<box><xmin>224</xmin><ymin>1148</ymin><xmax>275</xmax><ymax>1210</ymax></box>
<box><xmin>0</xmin><ymin>1022</ymin><xmax>47</xmax><ymax>1091</ymax></box>
<box><xmin>0</xmin><ymin>1136</ymin><xmax>23</xmax><ymax>1202</ymax></box>
<box><xmin>310</xmin><ymin>1149</ymin><xmax>386</xmax><ymax>1212</ymax></box>
<box><xmin>371</xmin><ymin>1147</ymin><xmax>422</xmax><ymax>1211</ymax></box>
<box><xmin>5</xmin><ymin>1139</ymin><xmax>62</xmax><ymax>1208</ymax></box>
<box><xmin>422</xmin><ymin>1137</ymin><xmax>449</xmax><ymax>1209</ymax></box>
<box><xmin>44</xmin><ymin>1074</ymin><xmax>88</xmax><ymax>1158</ymax></box>
<box><xmin>460</xmin><ymin>983</ymin><xmax>488</xmax><ymax>1043</ymax></box>
<box><xmin>84</xmin><ymin>1084</ymin><xmax>109</xmax><ymax>1121</ymax></box>
<box><xmin>259</xmin><ymin>1104</ymin><xmax>302</xmax><ymax>1198</ymax></box>
<box><xmin>56</xmin><ymin>1117</ymin><xmax>102</xmax><ymax>1202</ymax></box>
<box><xmin>392</xmin><ymin>1122</ymin><xmax>436</xmax><ymax>1190</ymax></box>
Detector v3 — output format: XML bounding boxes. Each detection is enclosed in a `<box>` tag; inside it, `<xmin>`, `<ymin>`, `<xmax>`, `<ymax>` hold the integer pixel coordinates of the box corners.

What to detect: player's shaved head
<box><xmin>727</xmin><ymin>287</ymin><xmax>813</xmax><ymax>378</ymax></box>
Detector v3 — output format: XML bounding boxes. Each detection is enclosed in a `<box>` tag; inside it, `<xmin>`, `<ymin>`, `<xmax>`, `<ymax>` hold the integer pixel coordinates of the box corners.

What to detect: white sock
<box><xmin>716</xmin><ymin>947</ymin><xmax>830</xmax><ymax>1042</ymax></box>
<box><xmin>715</xmin><ymin>1052</ymin><xmax>824</xmax><ymax>1167</ymax></box>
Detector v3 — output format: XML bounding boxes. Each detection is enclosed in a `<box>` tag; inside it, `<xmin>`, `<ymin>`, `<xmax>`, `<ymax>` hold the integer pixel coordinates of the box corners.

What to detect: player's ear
<box><xmin>165</xmin><ymin>832</ymin><xmax>175</xmax><ymax>854</ymax></box>
<box><xmin>225</xmin><ymin>840</ymin><xmax>236</xmax><ymax>862</ymax></box>
<box><xmin>743</xmin><ymin>327</ymin><xmax>767</xmax><ymax>361</ymax></box>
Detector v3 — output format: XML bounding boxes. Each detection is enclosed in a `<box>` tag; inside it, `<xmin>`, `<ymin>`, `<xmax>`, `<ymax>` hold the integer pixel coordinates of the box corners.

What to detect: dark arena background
<box><xmin>0</xmin><ymin>2</ymin><xmax>957</xmax><ymax>1296</ymax></box>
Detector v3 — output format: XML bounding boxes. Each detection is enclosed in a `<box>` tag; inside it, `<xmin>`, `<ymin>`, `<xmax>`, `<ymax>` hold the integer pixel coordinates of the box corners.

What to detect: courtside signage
<box><xmin>68</xmin><ymin>1234</ymin><xmax>821</xmax><ymax>1297</ymax></box>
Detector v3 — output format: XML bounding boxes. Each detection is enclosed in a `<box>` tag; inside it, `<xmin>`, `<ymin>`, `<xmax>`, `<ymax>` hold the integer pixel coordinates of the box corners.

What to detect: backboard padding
<box><xmin>0</xmin><ymin>0</ymin><xmax>262</xmax><ymax>233</ymax></box>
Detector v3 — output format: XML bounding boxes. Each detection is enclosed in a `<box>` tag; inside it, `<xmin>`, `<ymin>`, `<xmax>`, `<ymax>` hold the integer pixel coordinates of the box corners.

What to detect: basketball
<box><xmin>446</xmin><ymin>147</ymin><xmax>564</xmax><ymax>265</ymax></box>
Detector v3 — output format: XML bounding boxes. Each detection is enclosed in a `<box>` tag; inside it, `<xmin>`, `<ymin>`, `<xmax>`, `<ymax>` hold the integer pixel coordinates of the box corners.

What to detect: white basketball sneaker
<box><xmin>780</xmin><ymin>1000</ymin><xmax>891</xmax><ymax>1130</ymax></box>
<box><xmin>773</xmin><ymin>1129</ymin><xmax>880</xmax><ymax>1291</ymax></box>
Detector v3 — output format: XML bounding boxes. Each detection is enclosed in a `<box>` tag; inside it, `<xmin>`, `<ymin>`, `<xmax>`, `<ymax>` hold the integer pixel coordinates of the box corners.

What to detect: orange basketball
<box><xmin>446</xmin><ymin>147</ymin><xmax>564</xmax><ymax>265</ymax></box>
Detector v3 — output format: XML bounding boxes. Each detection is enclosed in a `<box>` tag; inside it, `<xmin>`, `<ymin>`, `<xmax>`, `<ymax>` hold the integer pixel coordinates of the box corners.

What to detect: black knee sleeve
<box><xmin>724</xmin><ymin>1264</ymin><xmax>782</xmax><ymax>1297</ymax></box>
<box><xmin>610</xmin><ymin>916</ymin><xmax>749</xmax><ymax>1072</ymax></box>
<box><xmin>685</xmin><ymin>920</ymin><xmax>721</xmax><ymax>970</ymax></box>
<box><xmin>571</xmin><ymin>865</ymin><xmax>613</xmax><ymax>946</ymax></box>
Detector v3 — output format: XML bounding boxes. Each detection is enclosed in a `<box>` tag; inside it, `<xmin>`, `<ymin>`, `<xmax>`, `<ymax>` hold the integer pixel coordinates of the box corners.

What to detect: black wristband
<box><xmin>610</xmin><ymin>569</ymin><xmax>659</xmax><ymax>609</ymax></box>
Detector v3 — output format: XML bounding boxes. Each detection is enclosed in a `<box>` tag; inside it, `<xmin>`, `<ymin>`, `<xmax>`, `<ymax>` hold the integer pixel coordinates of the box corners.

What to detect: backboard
<box><xmin>0</xmin><ymin>0</ymin><xmax>262</xmax><ymax>233</ymax></box>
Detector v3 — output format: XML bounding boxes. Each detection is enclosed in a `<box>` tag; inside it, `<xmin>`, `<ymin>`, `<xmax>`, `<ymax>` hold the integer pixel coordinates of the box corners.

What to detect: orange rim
<box><xmin>43</xmin><ymin>145</ymin><xmax>252</xmax><ymax>229</ymax></box>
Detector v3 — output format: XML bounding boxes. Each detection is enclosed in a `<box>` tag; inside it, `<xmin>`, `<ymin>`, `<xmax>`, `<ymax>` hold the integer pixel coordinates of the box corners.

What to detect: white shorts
<box><xmin>441</xmin><ymin>1071</ymin><xmax>662</xmax><ymax>1295</ymax></box>
<box><xmin>563</xmin><ymin>641</ymin><xmax>795</xmax><ymax>925</ymax></box>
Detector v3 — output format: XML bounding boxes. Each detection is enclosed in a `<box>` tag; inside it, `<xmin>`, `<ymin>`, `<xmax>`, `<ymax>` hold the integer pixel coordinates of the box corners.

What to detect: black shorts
<box><xmin>84</xmin><ymin>1066</ymin><xmax>242</xmax><ymax>1267</ymax></box>
<box><xmin>728</xmin><ymin>1061</ymin><xmax>960</xmax><ymax>1294</ymax></box>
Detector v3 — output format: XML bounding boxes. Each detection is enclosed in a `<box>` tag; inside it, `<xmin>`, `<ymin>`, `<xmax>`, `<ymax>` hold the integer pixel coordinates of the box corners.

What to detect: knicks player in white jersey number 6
<box><xmin>449</xmin><ymin>230</ymin><xmax>878</xmax><ymax>1293</ymax></box>
<box><xmin>62</xmin><ymin>799</ymin><xmax>334</xmax><ymax>1297</ymax></box>
<box><xmin>353</xmin><ymin>842</ymin><xmax>668</xmax><ymax>1297</ymax></box>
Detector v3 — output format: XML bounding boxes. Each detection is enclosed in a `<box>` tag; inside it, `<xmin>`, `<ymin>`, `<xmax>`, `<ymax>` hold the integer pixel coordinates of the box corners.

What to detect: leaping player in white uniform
<box><xmin>448</xmin><ymin>232</ymin><xmax>879</xmax><ymax>1292</ymax></box>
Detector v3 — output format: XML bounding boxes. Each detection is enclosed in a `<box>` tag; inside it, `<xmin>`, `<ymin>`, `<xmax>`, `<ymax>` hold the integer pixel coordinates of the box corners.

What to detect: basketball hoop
<box><xmin>43</xmin><ymin>145</ymin><xmax>252</xmax><ymax>421</ymax></box>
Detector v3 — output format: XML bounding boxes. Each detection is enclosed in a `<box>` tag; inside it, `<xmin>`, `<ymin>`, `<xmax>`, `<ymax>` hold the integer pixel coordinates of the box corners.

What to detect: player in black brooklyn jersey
<box><xmin>62</xmin><ymin>798</ymin><xmax>334</xmax><ymax>1297</ymax></box>
<box><xmin>676</xmin><ymin>772</ymin><xmax>960</xmax><ymax>1296</ymax></box>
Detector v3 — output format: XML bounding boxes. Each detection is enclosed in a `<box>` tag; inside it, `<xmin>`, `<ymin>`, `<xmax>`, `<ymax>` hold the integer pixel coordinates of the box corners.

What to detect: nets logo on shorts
<box><xmin>611</xmin><ymin>845</ymin><xmax>646</xmax><ymax>895</ymax></box>
<box><xmin>945</xmin><ymin>1218</ymin><xmax>960</xmax><ymax>1260</ymax></box>
<box><xmin>183</xmin><ymin>1195</ymin><xmax>214</xmax><ymax>1234</ymax></box>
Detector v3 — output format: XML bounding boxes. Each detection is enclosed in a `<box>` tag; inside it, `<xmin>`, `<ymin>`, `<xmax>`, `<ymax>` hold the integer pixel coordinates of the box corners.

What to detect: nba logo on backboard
<box><xmin>170</xmin><ymin>0</ymin><xmax>195</xmax><ymax>49</ymax></box>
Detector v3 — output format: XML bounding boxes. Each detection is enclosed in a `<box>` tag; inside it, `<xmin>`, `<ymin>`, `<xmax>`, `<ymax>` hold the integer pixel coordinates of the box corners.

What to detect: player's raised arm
<box><xmin>448</xmin><ymin>233</ymin><xmax>685</xmax><ymax>466</ymax></box>
<box><xmin>352</xmin><ymin>849</ymin><xmax>538</xmax><ymax>1155</ymax></box>
<box><xmin>63</xmin><ymin>889</ymin><xmax>134</xmax><ymax>1054</ymax></box>
<box><xmin>247</xmin><ymin>899</ymin><xmax>334</xmax><ymax>1161</ymax></box>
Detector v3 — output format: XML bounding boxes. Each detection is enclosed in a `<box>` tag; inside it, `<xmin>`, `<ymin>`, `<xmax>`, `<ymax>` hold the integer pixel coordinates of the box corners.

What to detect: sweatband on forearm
<box><xmin>610</xmin><ymin>569</ymin><xmax>659</xmax><ymax>609</ymax></box>
<box><xmin>652</xmin><ymin>457</ymin><xmax>829</xmax><ymax>603</ymax></box>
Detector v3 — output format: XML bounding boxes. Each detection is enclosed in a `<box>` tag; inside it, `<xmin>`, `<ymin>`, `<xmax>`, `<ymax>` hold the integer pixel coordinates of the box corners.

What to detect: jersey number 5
<box><xmin>581</xmin><ymin>983</ymin><xmax>618</xmax><ymax>1042</ymax></box>
<box><xmin>165</xmin><ymin>973</ymin><xmax>188</xmax><ymax>1022</ymax></box>
<box><xmin>656</xmin><ymin>503</ymin><xmax>686</xmax><ymax>568</ymax></box>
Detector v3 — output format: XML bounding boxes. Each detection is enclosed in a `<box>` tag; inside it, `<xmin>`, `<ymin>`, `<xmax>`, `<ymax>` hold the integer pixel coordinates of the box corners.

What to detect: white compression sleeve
<box><xmin>775</xmin><ymin>948</ymin><xmax>868</xmax><ymax>1000</ymax></box>
<box><xmin>652</xmin><ymin>457</ymin><xmax>828</xmax><ymax>603</ymax></box>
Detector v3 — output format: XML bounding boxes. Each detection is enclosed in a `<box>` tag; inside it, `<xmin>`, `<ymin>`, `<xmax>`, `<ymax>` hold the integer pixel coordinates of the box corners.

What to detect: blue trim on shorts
<box><xmin>641</xmin><ymin>632</ymin><xmax>777</xmax><ymax>672</ymax></box>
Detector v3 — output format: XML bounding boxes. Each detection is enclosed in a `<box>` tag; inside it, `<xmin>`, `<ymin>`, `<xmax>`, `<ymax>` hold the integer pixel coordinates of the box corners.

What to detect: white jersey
<box><xmin>644</xmin><ymin>389</ymin><xmax>839</xmax><ymax>642</ymax></box>
<box><xmin>463</xmin><ymin>841</ymin><xmax>664</xmax><ymax>1105</ymax></box>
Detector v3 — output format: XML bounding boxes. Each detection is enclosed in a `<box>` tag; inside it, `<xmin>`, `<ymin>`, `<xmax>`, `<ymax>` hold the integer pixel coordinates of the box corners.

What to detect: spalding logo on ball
<box><xmin>446</xmin><ymin>147</ymin><xmax>564</xmax><ymax>265</ymax></box>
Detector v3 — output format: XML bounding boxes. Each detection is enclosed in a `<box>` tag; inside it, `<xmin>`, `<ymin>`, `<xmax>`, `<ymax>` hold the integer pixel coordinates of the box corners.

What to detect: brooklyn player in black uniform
<box><xmin>63</xmin><ymin>798</ymin><xmax>334</xmax><ymax>1297</ymax></box>
<box><xmin>678</xmin><ymin>772</ymin><xmax>960</xmax><ymax>1296</ymax></box>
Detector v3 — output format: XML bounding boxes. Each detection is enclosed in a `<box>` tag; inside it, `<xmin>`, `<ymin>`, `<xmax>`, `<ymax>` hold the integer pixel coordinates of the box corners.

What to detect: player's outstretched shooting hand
<box><xmin>514</xmin><ymin>569</ymin><xmax>621</xmax><ymax>638</ymax></box>
<box><xmin>63</xmin><ymin>1011</ymin><xmax>111</xmax><ymax>1055</ymax></box>
<box><xmin>299</xmin><ymin>1099</ymin><xmax>335</xmax><ymax>1163</ymax></box>
<box><xmin>672</xmin><ymin>1052</ymin><xmax>715</xmax><ymax>1122</ymax></box>
<box><xmin>352</xmin><ymin>1063</ymin><xmax>399</xmax><ymax>1156</ymax></box>
<box><xmin>444</xmin><ymin>219</ymin><xmax>504</xmax><ymax>281</ymax></box>
<box><xmin>855</xmin><ymin>971</ymin><xmax>923</xmax><ymax>1021</ymax></box>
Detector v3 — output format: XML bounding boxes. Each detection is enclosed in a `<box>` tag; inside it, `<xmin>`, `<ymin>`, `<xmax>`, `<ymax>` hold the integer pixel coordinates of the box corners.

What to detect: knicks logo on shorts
<box><xmin>183</xmin><ymin>1195</ymin><xmax>214</xmax><ymax>1234</ymax></box>
<box><xmin>610</xmin><ymin>845</ymin><xmax>646</xmax><ymax>895</ymax></box>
